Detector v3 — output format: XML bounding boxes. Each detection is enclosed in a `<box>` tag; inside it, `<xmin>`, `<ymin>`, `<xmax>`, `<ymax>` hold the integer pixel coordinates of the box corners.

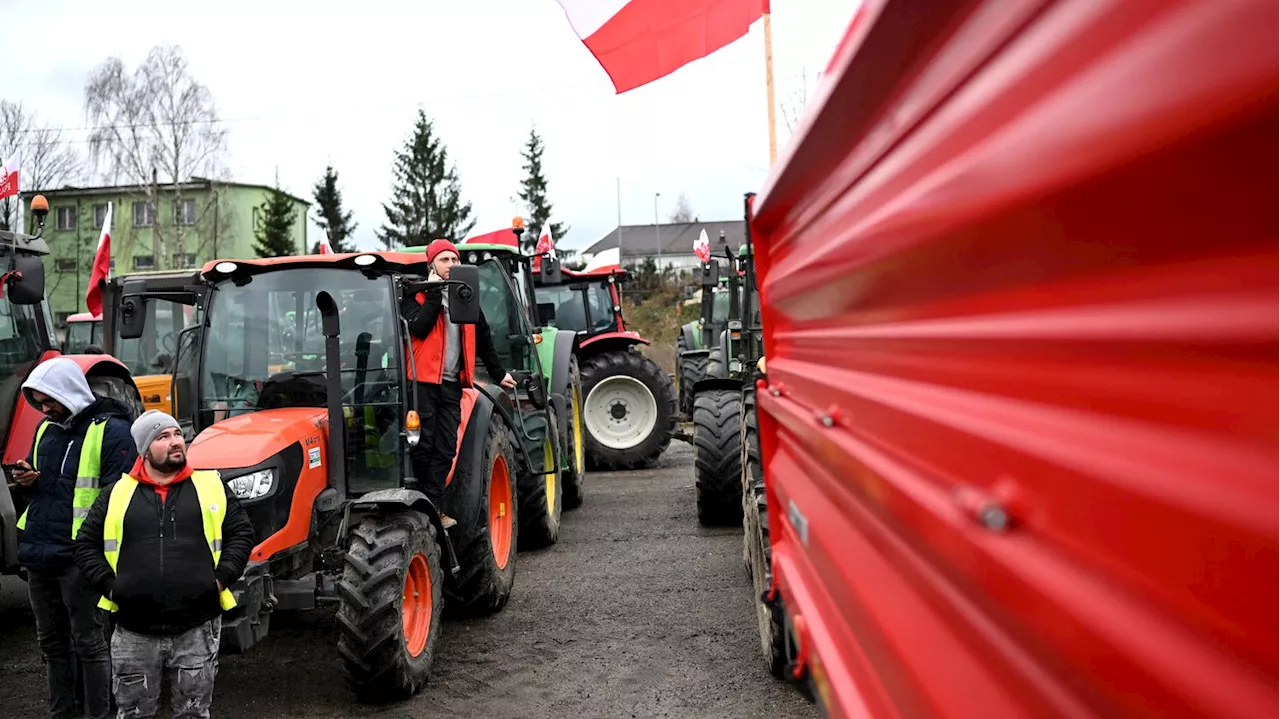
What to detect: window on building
<box><xmin>133</xmin><ymin>201</ymin><xmax>154</xmax><ymax>227</ymax></box>
<box><xmin>56</xmin><ymin>258</ymin><xmax>77</xmax><ymax>272</ymax></box>
<box><xmin>133</xmin><ymin>255</ymin><xmax>156</xmax><ymax>271</ymax></box>
<box><xmin>93</xmin><ymin>203</ymin><xmax>109</xmax><ymax>228</ymax></box>
<box><xmin>56</xmin><ymin>206</ymin><xmax>75</xmax><ymax>231</ymax></box>
<box><xmin>175</xmin><ymin>198</ymin><xmax>196</xmax><ymax>226</ymax></box>
<box><xmin>171</xmin><ymin>253</ymin><xmax>197</xmax><ymax>268</ymax></box>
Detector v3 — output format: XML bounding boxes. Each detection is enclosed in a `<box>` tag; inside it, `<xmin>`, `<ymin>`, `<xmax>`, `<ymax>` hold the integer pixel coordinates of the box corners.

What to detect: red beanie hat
<box><xmin>426</xmin><ymin>238</ymin><xmax>459</xmax><ymax>264</ymax></box>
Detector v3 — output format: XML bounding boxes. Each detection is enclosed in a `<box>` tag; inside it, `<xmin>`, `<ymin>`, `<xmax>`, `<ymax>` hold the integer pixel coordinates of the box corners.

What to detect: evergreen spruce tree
<box><xmin>253</xmin><ymin>185</ymin><xmax>299</xmax><ymax>258</ymax></box>
<box><xmin>311</xmin><ymin>164</ymin><xmax>357</xmax><ymax>253</ymax></box>
<box><xmin>517</xmin><ymin>126</ymin><xmax>568</xmax><ymax>253</ymax></box>
<box><xmin>378</xmin><ymin>110</ymin><xmax>475</xmax><ymax>249</ymax></box>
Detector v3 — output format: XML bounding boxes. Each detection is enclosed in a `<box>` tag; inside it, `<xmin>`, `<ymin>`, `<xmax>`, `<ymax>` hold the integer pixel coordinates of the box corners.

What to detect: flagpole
<box><xmin>763</xmin><ymin>6</ymin><xmax>778</xmax><ymax>166</ymax></box>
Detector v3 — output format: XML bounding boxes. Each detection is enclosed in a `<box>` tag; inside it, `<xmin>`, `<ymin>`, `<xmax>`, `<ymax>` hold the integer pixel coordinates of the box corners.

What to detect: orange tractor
<box><xmin>113</xmin><ymin>250</ymin><xmax>564</xmax><ymax>701</ymax></box>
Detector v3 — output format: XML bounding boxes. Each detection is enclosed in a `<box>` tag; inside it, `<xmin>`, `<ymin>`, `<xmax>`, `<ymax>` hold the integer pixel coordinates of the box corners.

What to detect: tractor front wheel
<box><xmin>580</xmin><ymin>350</ymin><xmax>676</xmax><ymax>471</ymax></box>
<box><xmin>741</xmin><ymin>385</ymin><xmax>787</xmax><ymax>677</ymax></box>
<box><xmin>519</xmin><ymin>406</ymin><xmax>564</xmax><ymax>549</ymax></box>
<box><xmin>562</xmin><ymin>355</ymin><xmax>587</xmax><ymax>510</ymax></box>
<box><xmin>676</xmin><ymin>331</ymin><xmax>708</xmax><ymax>419</ymax></box>
<box><xmin>693</xmin><ymin>387</ymin><xmax>743</xmax><ymax>526</ymax></box>
<box><xmin>337</xmin><ymin>512</ymin><xmax>444</xmax><ymax>703</ymax></box>
<box><xmin>443</xmin><ymin>421</ymin><xmax>519</xmax><ymax>617</ymax></box>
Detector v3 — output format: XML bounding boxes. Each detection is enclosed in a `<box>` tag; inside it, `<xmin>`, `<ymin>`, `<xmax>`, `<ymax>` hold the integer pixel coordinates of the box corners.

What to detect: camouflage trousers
<box><xmin>110</xmin><ymin>617</ymin><xmax>221</xmax><ymax>719</ymax></box>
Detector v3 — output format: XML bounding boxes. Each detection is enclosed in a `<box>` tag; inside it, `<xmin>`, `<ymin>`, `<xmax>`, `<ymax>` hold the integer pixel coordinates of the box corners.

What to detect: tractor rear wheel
<box><xmin>442</xmin><ymin>421</ymin><xmax>519</xmax><ymax>617</ymax></box>
<box><xmin>580</xmin><ymin>350</ymin><xmax>676</xmax><ymax>471</ymax></box>
<box><xmin>337</xmin><ymin>512</ymin><xmax>444</xmax><ymax>703</ymax></box>
<box><xmin>676</xmin><ymin>331</ymin><xmax>707</xmax><ymax>418</ymax></box>
<box><xmin>741</xmin><ymin>385</ymin><xmax>787</xmax><ymax>677</ymax></box>
<box><xmin>693</xmin><ymin>387</ymin><xmax>743</xmax><ymax>526</ymax></box>
<box><xmin>519</xmin><ymin>406</ymin><xmax>564</xmax><ymax>549</ymax></box>
<box><xmin>562</xmin><ymin>355</ymin><xmax>587</xmax><ymax>510</ymax></box>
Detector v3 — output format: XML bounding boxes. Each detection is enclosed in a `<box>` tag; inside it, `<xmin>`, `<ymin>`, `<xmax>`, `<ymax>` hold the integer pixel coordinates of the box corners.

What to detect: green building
<box><xmin>22</xmin><ymin>176</ymin><xmax>310</xmax><ymax>326</ymax></box>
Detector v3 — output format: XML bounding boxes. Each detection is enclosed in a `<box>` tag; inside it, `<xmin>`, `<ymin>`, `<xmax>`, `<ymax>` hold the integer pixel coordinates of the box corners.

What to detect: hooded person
<box><xmin>10</xmin><ymin>357</ymin><xmax>138</xmax><ymax>719</ymax></box>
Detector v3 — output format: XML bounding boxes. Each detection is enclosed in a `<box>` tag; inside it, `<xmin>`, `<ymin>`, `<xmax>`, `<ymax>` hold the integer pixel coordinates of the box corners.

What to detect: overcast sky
<box><xmin>4</xmin><ymin>0</ymin><xmax>856</xmax><ymax>253</ymax></box>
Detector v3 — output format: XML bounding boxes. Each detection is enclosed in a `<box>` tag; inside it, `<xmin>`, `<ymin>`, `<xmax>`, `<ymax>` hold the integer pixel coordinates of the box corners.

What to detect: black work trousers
<box><xmin>409</xmin><ymin>380</ymin><xmax>463</xmax><ymax>512</ymax></box>
<box><xmin>26</xmin><ymin>563</ymin><xmax>113</xmax><ymax>719</ymax></box>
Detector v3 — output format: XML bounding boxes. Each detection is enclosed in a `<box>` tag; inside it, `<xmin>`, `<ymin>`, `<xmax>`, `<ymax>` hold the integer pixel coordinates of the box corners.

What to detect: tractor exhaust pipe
<box><xmin>315</xmin><ymin>291</ymin><xmax>347</xmax><ymax>503</ymax></box>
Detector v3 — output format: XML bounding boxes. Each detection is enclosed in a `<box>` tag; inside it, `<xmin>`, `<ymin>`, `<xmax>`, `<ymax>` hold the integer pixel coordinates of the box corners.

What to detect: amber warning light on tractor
<box><xmin>512</xmin><ymin>216</ymin><xmax>525</xmax><ymax>230</ymax></box>
<box><xmin>405</xmin><ymin>410</ymin><xmax>421</xmax><ymax>447</ymax></box>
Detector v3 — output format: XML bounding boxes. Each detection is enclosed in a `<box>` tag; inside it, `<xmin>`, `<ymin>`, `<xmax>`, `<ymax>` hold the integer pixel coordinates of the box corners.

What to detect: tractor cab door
<box><xmin>476</xmin><ymin>260</ymin><xmax>556</xmax><ymax>476</ymax></box>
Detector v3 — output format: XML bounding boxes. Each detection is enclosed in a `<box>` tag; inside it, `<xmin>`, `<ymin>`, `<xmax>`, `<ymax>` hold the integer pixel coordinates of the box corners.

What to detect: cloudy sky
<box><xmin>4</xmin><ymin>0</ymin><xmax>857</xmax><ymax>253</ymax></box>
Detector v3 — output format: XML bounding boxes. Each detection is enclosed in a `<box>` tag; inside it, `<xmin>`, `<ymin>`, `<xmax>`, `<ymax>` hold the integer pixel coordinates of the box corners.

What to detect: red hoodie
<box><xmin>128</xmin><ymin>456</ymin><xmax>194</xmax><ymax>504</ymax></box>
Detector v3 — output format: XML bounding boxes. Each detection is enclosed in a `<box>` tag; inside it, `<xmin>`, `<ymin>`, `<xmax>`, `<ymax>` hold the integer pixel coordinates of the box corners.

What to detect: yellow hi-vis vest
<box><xmin>16</xmin><ymin>418</ymin><xmax>109</xmax><ymax>539</ymax></box>
<box><xmin>97</xmin><ymin>470</ymin><xmax>237</xmax><ymax>613</ymax></box>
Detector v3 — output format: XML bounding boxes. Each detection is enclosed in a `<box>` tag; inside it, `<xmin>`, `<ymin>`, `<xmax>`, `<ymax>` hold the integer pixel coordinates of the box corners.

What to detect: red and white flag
<box><xmin>556</xmin><ymin>0</ymin><xmax>766</xmax><ymax>93</ymax></box>
<box><xmin>318</xmin><ymin>235</ymin><xmax>334</xmax><ymax>254</ymax></box>
<box><xmin>535</xmin><ymin>225</ymin><xmax>556</xmax><ymax>256</ymax></box>
<box><xmin>0</xmin><ymin>150</ymin><xmax>19</xmax><ymax>200</ymax></box>
<box><xmin>693</xmin><ymin>229</ymin><xmax>711</xmax><ymax>263</ymax></box>
<box><xmin>85</xmin><ymin>203</ymin><xmax>112</xmax><ymax>317</ymax></box>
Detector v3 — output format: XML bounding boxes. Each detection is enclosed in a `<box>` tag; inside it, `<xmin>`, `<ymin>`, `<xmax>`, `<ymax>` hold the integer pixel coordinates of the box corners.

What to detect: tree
<box><xmin>667</xmin><ymin>192</ymin><xmax>695</xmax><ymax>223</ymax></box>
<box><xmin>311</xmin><ymin>165</ymin><xmax>357</xmax><ymax>253</ymax></box>
<box><xmin>378</xmin><ymin>110</ymin><xmax>474</xmax><ymax>249</ymax></box>
<box><xmin>516</xmin><ymin>126</ymin><xmax>568</xmax><ymax>253</ymax></box>
<box><xmin>84</xmin><ymin>44</ymin><xmax>228</xmax><ymax>269</ymax></box>
<box><xmin>253</xmin><ymin>185</ymin><xmax>299</xmax><ymax>258</ymax></box>
<box><xmin>0</xmin><ymin>99</ymin><xmax>85</xmax><ymax>230</ymax></box>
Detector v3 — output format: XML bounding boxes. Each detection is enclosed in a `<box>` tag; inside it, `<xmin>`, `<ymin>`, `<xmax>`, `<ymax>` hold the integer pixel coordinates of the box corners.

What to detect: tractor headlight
<box><xmin>227</xmin><ymin>469</ymin><xmax>275</xmax><ymax>500</ymax></box>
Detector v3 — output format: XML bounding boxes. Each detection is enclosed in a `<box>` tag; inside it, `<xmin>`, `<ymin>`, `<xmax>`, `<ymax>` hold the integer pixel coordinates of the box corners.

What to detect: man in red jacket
<box><xmin>401</xmin><ymin>239</ymin><xmax>516</xmax><ymax>527</ymax></box>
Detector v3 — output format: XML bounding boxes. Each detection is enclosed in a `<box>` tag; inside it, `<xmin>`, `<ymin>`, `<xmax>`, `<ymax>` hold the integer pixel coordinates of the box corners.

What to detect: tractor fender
<box><xmin>718</xmin><ymin>329</ymin><xmax>730</xmax><ymax>369</ymax></box>
<box><xmin>0</xmin><ymin>477</ymin><xmax>18</xmax><ymax>575</ymax></box>
<box><xmin>351</xmin><ymin>487</ymin><xmax>459</xmax><ymax>578</ymax></box>
<box><xmin>680</xmin><ymin>323</ymin><xmax>700</xmax><ymax>352</ymax></box>
<box><xmin>549</xmin><ymin>329</ymin><xmax>578</xmax><ymax>396</ymax></box>
<box><xmin>692</xmin><ymin>376</ymin><xmax>743</xmax><ymax>396</ymax></box>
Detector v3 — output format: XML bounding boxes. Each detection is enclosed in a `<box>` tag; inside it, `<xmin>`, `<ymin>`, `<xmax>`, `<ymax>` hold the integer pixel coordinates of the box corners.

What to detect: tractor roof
<box><xmin>67</xmin><ymin>312</ymin><xmax>98</xmax><ymax>323</ymax></box>
<box><xmin>399</xmin><ymin>243</ymin><xmax>522</xmax><ymax>257</ymax></box>
<box><xmin>199</xmin><ymin>251</ymin><xmax>433</xmax><ymax>281</ymax></box>
<box><xmin>0</xmin><ymin>229</ymin><xmax>51</xmax><ymax>256</ymax></box>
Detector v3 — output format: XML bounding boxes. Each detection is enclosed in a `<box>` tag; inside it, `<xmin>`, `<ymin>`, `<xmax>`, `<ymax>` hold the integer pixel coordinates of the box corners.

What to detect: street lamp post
<box><xmin>653</xmin><ymin>192</ymin><xmax>662</xmax><ymax>269</ymax></box>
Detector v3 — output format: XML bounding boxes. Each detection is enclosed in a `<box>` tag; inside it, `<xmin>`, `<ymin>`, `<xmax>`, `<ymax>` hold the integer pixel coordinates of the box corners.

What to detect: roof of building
<box><xmin>583</xmin><ymin>220</ymin><xmax>745</xmax><ymax>257</ymax></box>
<box><xmin>30</xmin><ymin>176</ymin><xmax>310</xmax><ymax>206</ymax></box>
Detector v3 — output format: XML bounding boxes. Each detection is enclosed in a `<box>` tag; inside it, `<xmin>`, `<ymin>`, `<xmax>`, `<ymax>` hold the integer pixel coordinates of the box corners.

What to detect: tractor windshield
<box><xmin>197</xmin><ymin>268</ymin><xmax>402</xmax><ymax>421</ymax></box>
<box><xmin>64</xmin><ymin>320</ymin><xmax>101</xmax><ymax>353</ymax></box>
<box><xmin>711</xmin><ymin>289</ymin><xmax>732</xmax><ymax>324</ymax></box>
<box><xmin>113</xmin><ymin>300</ymin><xmax>198</xmax><ymax>376</ymax></box>
<box><xmin>0</xmin><ymin>293</ymin><xmax>51</xmax><ymax>439</ymax></box>
<box><xmin>535</xmin><ymin>282</ymin><xmax>615</xmax><ymax>334</ymax></box>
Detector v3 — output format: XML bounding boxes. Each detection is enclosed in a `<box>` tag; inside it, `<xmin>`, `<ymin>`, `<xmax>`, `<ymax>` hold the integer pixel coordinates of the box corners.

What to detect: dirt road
<box><xmin>0</xmin><ymin>444</ymin><xmax>816</xmax><ymax>718</ymax></box>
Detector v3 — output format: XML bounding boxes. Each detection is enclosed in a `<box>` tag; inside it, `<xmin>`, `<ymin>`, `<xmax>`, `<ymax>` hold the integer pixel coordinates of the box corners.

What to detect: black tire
<box><xmin>580</xmin><ymin>350</ymin><xmax>677</xmax><ymax>471</ymax></box>
<box><xmin>676</xmin><ymin>331</ymin><xmax>708</xmax><ymax>419</ymax></box>
<box><xmin>518</xmin><ymin>405</ymin><xmax>563</xmax><ymax>549</ymax></box>
<box><xmin>562</xmin><ymin>355</ymin><xmax>587</xmax><ymax>510</ymax></box>
<box><xmin>706</xmin><ymin>346</ymin><xmax>728</xmax><ymax>380</ymax></box>
<box><xmin>693</xmin><ymin>387</ymin><xmax>743</xmax><ymax>526</ymax></box>
<box><xmin>442</xmin><ymin>420</ymin><xmax>519</xmax><ymax>617</ymax></box>
<box><xmin>337</xmin><ymin>512</ymin><xmax>444</xmax><ymax>703</ymax></box>
<box><xmin>741</xmin><ymin>385</ymin><xmax>787</xmax><ymax>677</ymax></box>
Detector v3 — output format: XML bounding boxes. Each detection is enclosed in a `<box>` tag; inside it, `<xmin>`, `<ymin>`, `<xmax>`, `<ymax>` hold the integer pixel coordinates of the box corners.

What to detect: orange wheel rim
<box><xmin>489</xmin><ymin>454</ymin><xmax>513</xmax><ymax>568</ymax></box>
<box><xmin>402</xmin><ymin>553</ymin><xmax>432</xmax><ymax>657</ymax></box>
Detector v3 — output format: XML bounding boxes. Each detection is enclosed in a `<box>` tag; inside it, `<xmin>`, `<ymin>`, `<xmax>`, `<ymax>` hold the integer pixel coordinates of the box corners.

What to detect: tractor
<box><xmin>688</xmin><ymin>193</ymin><xmax>764</xmax><ymax>526</ymax></box>
<box><xmin>529</xmin><ymin>238</ymin><xmax>676</xmax><ymax>472</ymax></box>
<box><xmin>675</xmin><ymin>241</ymin><xmax>736</xmax><ymax>419</ymax></box>
<box><xmin>111</xmin><ymin>249</ymin><xmax>566</xmax><ymax>702</ymax></box>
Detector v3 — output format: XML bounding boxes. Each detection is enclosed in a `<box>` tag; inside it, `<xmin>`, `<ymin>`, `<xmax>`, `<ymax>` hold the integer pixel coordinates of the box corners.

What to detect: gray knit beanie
<box><xmin>131</xmin><ymin>410</ymin><xmax>182</xmax><ymax>456</ymax></box>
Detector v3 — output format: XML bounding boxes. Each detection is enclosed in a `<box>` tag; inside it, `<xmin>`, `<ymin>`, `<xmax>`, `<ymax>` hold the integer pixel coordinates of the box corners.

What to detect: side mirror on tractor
<box><xmin>5</xmin><ymin>254</ymin><xmax>46</xmax><ymax>305</ymax></box>
<box><xmin>446</xmin><ymin>264</ymin><xmax>481</xmax><ymax>325</ymax></box>
<box><xmin>539</xmin><ymin>255</ymin><xmax>563</xmax><ymax>285</ymax></box>
<box><xmin>118</xmin><ymin>279</ymin><xmax>149</xmax><ymax>340</ymax></box>
<box><xmin>698</xmin><ymin>260</ymin><xmax>720</xmax><ymax>288</ymax></box>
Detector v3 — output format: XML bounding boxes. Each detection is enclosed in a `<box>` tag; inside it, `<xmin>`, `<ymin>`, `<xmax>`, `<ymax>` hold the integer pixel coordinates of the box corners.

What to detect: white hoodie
<box><xmin>21</xmin><ymin>358</ymin><xmax>98</xmax><ymax>428</ymax></box>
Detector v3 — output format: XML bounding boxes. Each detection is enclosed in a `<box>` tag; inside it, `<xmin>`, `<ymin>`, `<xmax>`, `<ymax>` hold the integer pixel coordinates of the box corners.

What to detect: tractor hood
<box><xmin>188</xmin><ymin>407</ymin><xmax>327</xmax><ymax>470</ymax></box>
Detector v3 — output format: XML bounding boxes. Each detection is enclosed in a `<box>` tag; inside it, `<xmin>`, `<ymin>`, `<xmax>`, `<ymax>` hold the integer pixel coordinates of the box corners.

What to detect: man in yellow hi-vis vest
<box><xmin>74</xmin><ymin>410</ymin><xmax>254</xmax><ymax>719</ymax></box>
<box><xmin>12</xmin><ymin>357</ymin><xmax>137</xmax><ymax>719</ymax></box>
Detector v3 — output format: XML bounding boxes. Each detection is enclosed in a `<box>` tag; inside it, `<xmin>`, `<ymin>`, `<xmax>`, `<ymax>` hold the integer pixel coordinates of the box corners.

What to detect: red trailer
<box><xmin>747</xmin><ymin>1</ymin><xmax>1277</xmax><ymax>717</ymax></box>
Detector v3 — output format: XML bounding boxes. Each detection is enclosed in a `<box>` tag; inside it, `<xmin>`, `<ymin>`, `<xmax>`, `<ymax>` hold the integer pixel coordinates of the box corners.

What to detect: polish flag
<box><xmin>556</xmin><ymin>0</ymin><xmax>766</xmax><ymax>93</ymax></box>
<box><xmin>535</xmin><ymin>225</ymin><xmax>555</xmax><ymax>256</ymax></box>
<box><xmin>318</xmin><ymin>235</ymin><xmax>334</xmax><ymax>254</ymax></box>
<box><xmin>85</xmin><ymin>203</ymin><xmax>112</xmax><ymax>317</ymax></box>
<box><xmin>693</xmin><ymin>228</ymin><xmax>711</xmax><ymax>263</ymax></box>
<box><xmin>0</xmin><ymin>150</ymin><xmax>19</xmax><ymax>200</ymax></box>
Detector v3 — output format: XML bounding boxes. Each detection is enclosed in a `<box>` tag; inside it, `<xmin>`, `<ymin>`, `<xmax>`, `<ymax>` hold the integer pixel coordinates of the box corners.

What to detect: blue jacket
<box><xmin>18</xmin><ymin>361</ymin><xmax>138</xmax><ymax>570</ymax></box>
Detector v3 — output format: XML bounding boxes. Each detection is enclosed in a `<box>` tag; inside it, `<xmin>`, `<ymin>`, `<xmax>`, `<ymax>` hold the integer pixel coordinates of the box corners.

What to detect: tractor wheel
<box><xmin>337</xmin><ymin>512</ymin><xmax>444</xmax><ymax>703</ymax></box>
<box><xmin>706</xmin><ymin>347</ymin><xmax>728</xmax><ymax>380</ymax></box>
<box><xmin>580</xmin><ymin>350</ymin><xmax>677</xmax><ymax>471</ymax></box>
<box><xmin>442</xmin><ymin>421</ymin><xmax>519</xmax><ymax>617</ymax></box>
<box><xmin>519</xmin><ymin>405</ymin><xmax>564</xmax><ymax>549</ymax></box>
<box><xmin>693</xmin><ymin>387</ymin><xmax>743</xmax><ymax>526</ymax></box>
<box><xmin>676</xmin><ymin>332</ymin><xmax>708</xmax><ymax>419</ymax></box>
<box><xmin>741</xmin><ymin>385</ymin><xmax>787</xmax><ymax>677</ymax></box>
<box><xmin>562</xmin><ymin>355</ymin><xmax>587</xmax><ymax>510</ymax></box>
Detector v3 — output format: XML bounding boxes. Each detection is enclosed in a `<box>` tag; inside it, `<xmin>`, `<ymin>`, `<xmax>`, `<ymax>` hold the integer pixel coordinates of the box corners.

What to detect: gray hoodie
<box><xmin>21</xmin><ymin>357</ymin><xmax>98</xmax><ymax>428</ymax></box>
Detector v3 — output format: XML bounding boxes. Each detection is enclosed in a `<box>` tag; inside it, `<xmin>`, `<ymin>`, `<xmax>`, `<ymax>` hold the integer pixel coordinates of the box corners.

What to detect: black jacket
<box><xmin>400</xmin><ymin>284</ymin><xmax>507</xmax><ymax>383</ymax></box>
<box><xmin>17</xmin><ymin>398</ymin><xmax>138</xmax><ymax>569</ymax></box>
<box><xmin>73</xmin><ymin>470</ymin><xmax>255</xmax><ymax>636</ymax></box>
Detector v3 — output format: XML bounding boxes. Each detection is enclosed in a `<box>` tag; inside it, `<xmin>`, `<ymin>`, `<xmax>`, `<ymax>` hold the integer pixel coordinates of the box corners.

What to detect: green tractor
<box><xmin>674</xmin><ymin>272</ymin><xmax>735</xmax><ymax>419</ymax></box>
<box><xmin>687</xmin><ymin>194</ymin><xmax>765</xmax><ymax>527</ymax></box>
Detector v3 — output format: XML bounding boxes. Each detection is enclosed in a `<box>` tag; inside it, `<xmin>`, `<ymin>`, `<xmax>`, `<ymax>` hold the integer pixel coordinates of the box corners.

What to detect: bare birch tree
<box><xmin>0</xmin><ymin>99</ymin><xmax>85</xmax><ymax>230</ymax></box>
<box><xmin>84</xmin><ymin>44</ymin><xmax>227</xmax><ymax>269</ymax></box>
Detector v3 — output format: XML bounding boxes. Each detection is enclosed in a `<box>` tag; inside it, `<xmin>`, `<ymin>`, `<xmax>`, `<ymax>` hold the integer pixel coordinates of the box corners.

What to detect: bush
<box><xmin>618</xmin><ymin>260</ymin><xmax>699</xmax><ymax>374</ymax></box>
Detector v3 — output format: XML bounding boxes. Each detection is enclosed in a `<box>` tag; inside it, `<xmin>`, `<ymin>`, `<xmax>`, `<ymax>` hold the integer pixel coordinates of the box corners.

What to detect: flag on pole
<box><xmin>693</xmin><ymin>229</ymin><xmax>711</xmax><ymax>263</ymax></box>
<box><xmin>0</xmin><ymin>150</ymin><xmax>19</xmax><ymax>200</ymax></box>
<box><xmin>555</xmin><ymin>0</ymin><xmax>766</xmax><ymax>93</ymax></box>
<box><xmin>318</xmin><ymin>235</ymin><xmax>334</xmax><ymax>254</ymax></box>
<box><xmin>85</xmin><ymin>203</ymin><xmax>112</xmax><ymax>317</ymax></box>
<box><xmin>535</xmin><ymin>225</ymin><xmax>555</xmax><ymax>256</ymax></box>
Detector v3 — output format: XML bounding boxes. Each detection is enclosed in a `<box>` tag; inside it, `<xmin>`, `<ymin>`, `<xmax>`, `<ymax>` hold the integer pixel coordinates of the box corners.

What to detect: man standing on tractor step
<box><xmin>73</xmin><ymin>410</ymin><xmax>255</xmax><ymax>719</ymax></box>
<box><xmin>401</xmin><ymin>239</ymin><xmax>517</xmax><ymax>528</ymax></box>
<box><xmin>10</xmin><ymin>357</ymin><xmax>138</xmax><ymax>719</ymax></box>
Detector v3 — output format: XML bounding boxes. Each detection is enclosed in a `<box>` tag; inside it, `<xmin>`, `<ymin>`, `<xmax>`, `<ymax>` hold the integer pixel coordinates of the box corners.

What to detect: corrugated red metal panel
<box><xmin>750</xmin><ymin>0</ymin><xmax>1278</xmax><ymax>717</ymax></box>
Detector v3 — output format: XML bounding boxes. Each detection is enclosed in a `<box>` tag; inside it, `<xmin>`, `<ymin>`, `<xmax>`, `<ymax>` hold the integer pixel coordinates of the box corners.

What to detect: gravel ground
<box><xmin>0</xmin><ymin>443</ymin><xmax>817</xmax><ymax>718</ymax></box>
